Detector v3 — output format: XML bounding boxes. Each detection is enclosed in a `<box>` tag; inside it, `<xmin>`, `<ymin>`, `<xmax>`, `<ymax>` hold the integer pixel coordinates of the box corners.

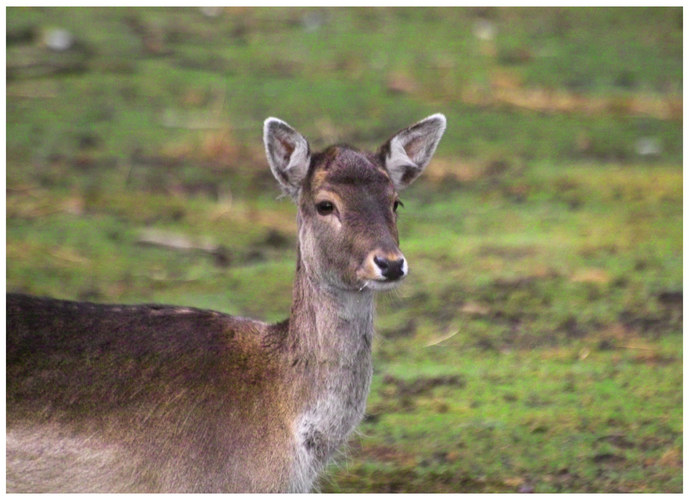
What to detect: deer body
<box><xmin>6</xmin><ymin>114</ymin><xmax>446</xmax><ymax>492</ymax></box>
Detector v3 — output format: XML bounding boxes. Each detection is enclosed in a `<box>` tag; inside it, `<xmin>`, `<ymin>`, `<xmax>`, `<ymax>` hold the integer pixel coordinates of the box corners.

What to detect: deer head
<box><xmin>264</xmin><ymin>114</ymin><xmax>446</xmax><ymax>292</ymax></box>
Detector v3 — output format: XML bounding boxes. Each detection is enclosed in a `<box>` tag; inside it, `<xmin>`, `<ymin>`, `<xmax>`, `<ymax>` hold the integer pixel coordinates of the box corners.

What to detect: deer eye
<box><xmin>316</xmin><ymin>201</ymin><xmax>335</xmax><ymax>216</ymax></box>
<box><xmin>393</xmin><ymin>200</ymin><xmax>404</xmax><ymax>212</ymax></box>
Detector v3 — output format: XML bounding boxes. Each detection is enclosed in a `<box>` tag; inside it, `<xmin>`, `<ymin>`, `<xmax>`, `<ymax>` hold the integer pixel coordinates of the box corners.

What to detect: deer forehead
<box><xmin>308</xmin><ymin>146</ymin><xmax>394</xmax><ymax>200</ymax></box>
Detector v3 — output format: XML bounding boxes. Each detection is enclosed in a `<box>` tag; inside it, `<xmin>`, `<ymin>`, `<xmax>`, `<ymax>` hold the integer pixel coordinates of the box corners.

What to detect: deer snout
<box><xmin>373</xmin><ymin>255</ymin><xmax>406</xmax><ymax>281</ymax></box>
<box><xmin>359</xmin><ymin>250</ymin><xmax>407</xmax><ymax>285</ymax></box>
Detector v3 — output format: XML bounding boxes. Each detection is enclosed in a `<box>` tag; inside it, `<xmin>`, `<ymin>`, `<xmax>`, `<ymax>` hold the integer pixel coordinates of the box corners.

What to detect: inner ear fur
<box><xmin>263</xmin><ymin>117</ymin><xmax>311</xmax><ymax>199</ymax></box>
<box><xmin>379</xmin><ymin>113</ymin><xmax>446</xmax><ymax>190</ymax></box>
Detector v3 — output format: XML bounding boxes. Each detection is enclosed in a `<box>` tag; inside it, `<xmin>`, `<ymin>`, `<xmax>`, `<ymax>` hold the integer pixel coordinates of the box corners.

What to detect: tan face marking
<box><xmin>311</xmin><ymin>169</ymin><xmax>330</xmax><ymax>192</ymax></box>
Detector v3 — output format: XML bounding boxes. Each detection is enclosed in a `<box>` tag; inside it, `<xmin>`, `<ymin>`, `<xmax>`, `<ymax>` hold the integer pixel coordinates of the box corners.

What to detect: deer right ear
<box><xmin>263</xmin><ymin>117</ymin><xmax>311</xmax><ymax>199</ymax></box>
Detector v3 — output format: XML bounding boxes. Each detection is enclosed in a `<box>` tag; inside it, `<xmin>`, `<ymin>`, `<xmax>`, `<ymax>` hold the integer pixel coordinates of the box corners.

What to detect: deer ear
<box><xmin>263</xmin><ymin>117</ymin><xmax>311</xmax><ymax>199</ymax></box>
<box><xmin>380</xmin><ymin>113</ymin><xmax>446</xmax><ymax>190</ymax></box>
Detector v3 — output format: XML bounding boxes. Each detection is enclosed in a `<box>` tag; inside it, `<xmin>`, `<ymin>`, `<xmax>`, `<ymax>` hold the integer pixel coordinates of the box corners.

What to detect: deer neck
<box><xmin>288</xmin><ymin>261</ymin><xmax>374</xmax><ymax>365</ymax></box>
<box><xmin>286</xmin><ymin>244</ymin><xmax>375</xmax><ymax>479</ymax></box>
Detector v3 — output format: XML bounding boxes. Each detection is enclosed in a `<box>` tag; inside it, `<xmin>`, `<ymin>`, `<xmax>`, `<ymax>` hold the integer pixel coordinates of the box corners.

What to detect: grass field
<box><xmin>6</xmin><ymin>7</ymin><xmax>682</xmax><ymax>492</ymax></box>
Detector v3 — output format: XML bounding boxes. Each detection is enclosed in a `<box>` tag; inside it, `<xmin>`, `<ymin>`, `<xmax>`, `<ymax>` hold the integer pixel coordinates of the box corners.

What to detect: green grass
<box><xmin>6</xmin><ymin>7</ymin><xmax>682</xmax><ymax>493</ymax></box>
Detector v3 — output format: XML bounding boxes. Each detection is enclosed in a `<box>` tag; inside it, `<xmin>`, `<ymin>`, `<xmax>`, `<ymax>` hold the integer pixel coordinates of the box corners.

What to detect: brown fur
<box><xmin>7</xmin><ymin>295</ymin><xmax>293</xmax><ymax>492</ymax></box>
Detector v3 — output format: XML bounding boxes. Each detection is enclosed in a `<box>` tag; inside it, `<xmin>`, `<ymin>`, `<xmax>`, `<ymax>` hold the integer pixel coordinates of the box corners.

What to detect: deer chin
<box><xmin>359</xmin><ymin>277</ymin><xmax>405</xmax><ymax>292</ymax></box>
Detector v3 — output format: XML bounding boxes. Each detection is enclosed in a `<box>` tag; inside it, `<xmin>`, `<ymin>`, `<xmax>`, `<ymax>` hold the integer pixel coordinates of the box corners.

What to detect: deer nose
<box><xmin>373</xmin><ymin>254</ymin><xmax>406</xmax><ymax>281</ymax></box>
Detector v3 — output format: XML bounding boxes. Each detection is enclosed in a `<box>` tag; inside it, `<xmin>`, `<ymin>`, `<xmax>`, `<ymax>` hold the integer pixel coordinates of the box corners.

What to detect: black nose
<box><xmin>374</xmin><ymin>255</ymin><xmax>405</xmax><ymax>281</ymax></box>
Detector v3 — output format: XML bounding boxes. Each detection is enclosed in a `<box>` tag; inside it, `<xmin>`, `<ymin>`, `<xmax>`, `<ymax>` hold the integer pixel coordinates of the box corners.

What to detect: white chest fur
<box><xmin>290</xmin><ymin>360</ymin><xmax>372</xmax><ymax>492</ymax></box>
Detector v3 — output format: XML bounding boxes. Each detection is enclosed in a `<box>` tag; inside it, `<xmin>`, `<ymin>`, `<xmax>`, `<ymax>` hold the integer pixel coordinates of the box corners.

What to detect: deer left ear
<box><xmin>379</xmin><ymin>113</ymin><xmax>446</xmax><ymax>190</ymax></box>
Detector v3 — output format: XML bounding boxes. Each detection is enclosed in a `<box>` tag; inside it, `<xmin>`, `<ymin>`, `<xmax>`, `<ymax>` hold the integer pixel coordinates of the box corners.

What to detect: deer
<box><xmin>6</xmin><ymin>113</ymin><xmax>446</xmax><ymax>493</ymax></box>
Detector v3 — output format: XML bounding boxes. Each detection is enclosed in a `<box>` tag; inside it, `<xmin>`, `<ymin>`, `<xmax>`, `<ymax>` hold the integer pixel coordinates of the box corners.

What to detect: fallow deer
<box><xmin>6</xmin><ymin>113</ymin><xmax>446</xmax><ymax>492</ymax></box>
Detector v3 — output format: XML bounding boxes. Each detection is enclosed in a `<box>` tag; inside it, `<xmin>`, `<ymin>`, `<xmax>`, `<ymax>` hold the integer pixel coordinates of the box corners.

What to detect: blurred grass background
<box><xmin>6</xmin><ymin>7</ymin><xmax>682</xmax><ymax>493</ymax></box>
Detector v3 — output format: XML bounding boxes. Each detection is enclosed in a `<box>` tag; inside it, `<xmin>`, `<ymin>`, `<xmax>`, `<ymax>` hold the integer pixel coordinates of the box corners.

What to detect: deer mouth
<box><xmin>364</xmin><ymin>279</ymin><xmax>404</xmax><ymax>291</ymax></box>
<box><xmin>358</xmin><ymin>272</ymin><xmax>407</xmax><ymax>292</ymax></box>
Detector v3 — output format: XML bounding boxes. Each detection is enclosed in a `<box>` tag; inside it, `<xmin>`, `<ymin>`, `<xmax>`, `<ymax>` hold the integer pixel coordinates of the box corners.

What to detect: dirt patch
<box><xmin>261</xmin><ymin>229</ymin><xmax>293</xmax><ymax>249</ymax></box>
<box><xmin>382</xmin><ymin>374</ymin><xmax>466</xmax><ymax>397</ymax></box>
<box><xmin>423</xmin><ymin>158</ymin><xmax>485</xmax><ymax>185</ymax></box>
<box><xmin>558</xmin><ymin>316</ymin><xmax>588</xmax><ymax>339</ymax></box>
<box><xmin>378</xmin><ymin>318</ymin><xmax>418</xmax><ymax>339</ymax></box>
<box><xmin>478</xmin><ymin>245</ymin><xmax>539</xmax><ymax>260</ymax></box>
<box><xmin>630</xmin><ymin>351</ymin><xmax>679</xmax><ymax>366</ymax></box>
<box><xmin>362</xmin><ymin>444</ymin><xmax>417</xmax><ymax>466</ymax></box>
<box><xmin>571</xmin><ymin>268</ymin><xmax>611</xmax><ymax>284</ymax></box>
<box><xmin>461</xmin><ymin>80</ymin><xmax>682</xmax><ymax>121</ymax></box>
<box><xmin>486</xmin><ymin>270</ymin><xmax>560</xmax><ymax>297</ymax></box>
<box><xmin>324</xmin><ymin>463</ymin><xmax>518</xmax><ymax>493</ymax></box>
<box><xmin>657</xmin><ymin>290</ymin><xmax>682</xmax><ymax>307</ymax></box>
<box><xmin>593</xmin><ymin>452</ymin><xmax>626</xmax><ymax>465</ymax></box>
<box><xmin>421</xmin><ymin>157</ymin><xmax>521</xmax><ymax>192</ymax></box>
<box><xmin>618</xmin><ymin>310</ymin><xmax>682</xmax><ymax>338</ymax></box>
<box><xmin>597</xmin><ymin>434</ymin><xmax>636</xmax><ymax>450</ymax></box>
